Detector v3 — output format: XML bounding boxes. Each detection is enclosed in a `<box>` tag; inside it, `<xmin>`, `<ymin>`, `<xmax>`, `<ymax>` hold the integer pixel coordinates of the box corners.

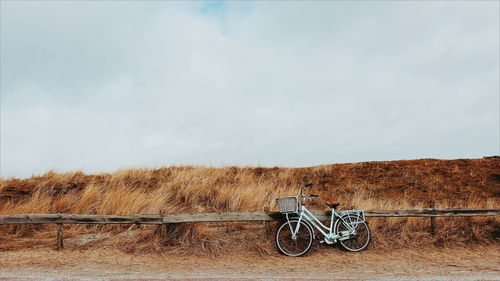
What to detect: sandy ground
<box><xmin>0</xmin><ymin>244</ymin><xmax>499</xmax><ymax>281</ymax></box>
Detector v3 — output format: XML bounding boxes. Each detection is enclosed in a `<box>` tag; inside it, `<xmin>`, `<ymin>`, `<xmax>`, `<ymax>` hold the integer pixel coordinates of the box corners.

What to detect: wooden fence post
<box><xmin>166</xmin><ymin>224</ymin><xmax>176</xmax><ymax>234</ymax></box>
<box><xmin>158</xmin><ymin>210</ymin><xmax>166</xmax><ymax>238</ymax></box>
<box><xmin>162</xmin><ymin>212</ymin><xmax>176</xmax><ymax>235</ymax></box>
<box><xmin>264</xmin><ymin>207</ymin><xmax>272</xmax><ymax>235</ymax></box>
<box><xmin>468</xmin><ymin>218</ymin><xmax>475</xmax><ymax>240</ymax></box>
<box><xmin>56</xmin><ymin>223</ymin><xmax>63</xmax><ymax>250</ymax></box>
<box><xmin>429</xmin><ymin>201</ymin><xmax>436</xmax><ymax>235</ymax></box>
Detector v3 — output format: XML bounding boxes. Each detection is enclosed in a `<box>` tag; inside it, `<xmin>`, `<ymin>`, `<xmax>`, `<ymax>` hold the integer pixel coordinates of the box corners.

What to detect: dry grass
<box><xmin>0</xmin><ymin>158</ymin><xmax>499</xmax><ymax>255</ymax></box>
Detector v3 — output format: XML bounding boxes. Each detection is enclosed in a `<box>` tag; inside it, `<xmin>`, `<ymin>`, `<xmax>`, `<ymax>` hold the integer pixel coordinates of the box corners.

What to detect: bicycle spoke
<box><xmin>276</xmin><ymin>221</ymin><xmax>313</xmax><ymax>256</ymax></box>
<box><xmin>336</xmin><ymin>218</ymin><xmax>370</xmax><ymax>252</ymax></box>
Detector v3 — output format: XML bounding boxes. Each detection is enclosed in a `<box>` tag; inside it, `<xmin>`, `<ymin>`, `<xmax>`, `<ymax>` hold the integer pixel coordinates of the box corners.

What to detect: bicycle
<box><xmin>275</xmin><ymin>184</ymin><xmax>371</xmax><ymax>256</ymax></box>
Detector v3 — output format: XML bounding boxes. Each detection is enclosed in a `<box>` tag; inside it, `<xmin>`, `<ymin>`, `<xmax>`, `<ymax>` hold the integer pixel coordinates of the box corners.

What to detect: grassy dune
<box><xmin>0</xmin><ymin>158</ymin><xmax>499</xmax><ymax>255</ymax></box>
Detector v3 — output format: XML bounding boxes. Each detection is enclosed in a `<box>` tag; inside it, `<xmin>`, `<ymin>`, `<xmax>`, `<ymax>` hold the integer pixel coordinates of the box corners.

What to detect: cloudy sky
<box><xmin>1</xmin><ymin>1</ymin><xmax>499</xmax><ymax>178</ymax></box>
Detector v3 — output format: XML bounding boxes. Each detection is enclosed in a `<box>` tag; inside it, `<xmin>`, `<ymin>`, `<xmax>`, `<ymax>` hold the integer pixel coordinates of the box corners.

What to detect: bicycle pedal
<box><xmin>319</xmin><ymin>240</ymin><xmax>325</xmax><ymax>244</ymax></box>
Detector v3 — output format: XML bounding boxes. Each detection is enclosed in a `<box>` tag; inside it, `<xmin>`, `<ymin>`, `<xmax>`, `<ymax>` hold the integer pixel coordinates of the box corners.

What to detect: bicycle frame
<box><xmin>286</xmin><ymin>206</ymin><xmax>358</xmax><ymax>243</ymax></box>
<box><xmin>284</xmin><ymin>187</ymin><xmax>366</xmax><ymax>244</ymax></box>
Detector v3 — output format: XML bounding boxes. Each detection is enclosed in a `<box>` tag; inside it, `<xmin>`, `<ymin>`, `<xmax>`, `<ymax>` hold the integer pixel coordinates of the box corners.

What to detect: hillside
<box><xmin>0</xmin><ymin>158</ymin><xmax>499</xmax><ymax>255</ymax></box>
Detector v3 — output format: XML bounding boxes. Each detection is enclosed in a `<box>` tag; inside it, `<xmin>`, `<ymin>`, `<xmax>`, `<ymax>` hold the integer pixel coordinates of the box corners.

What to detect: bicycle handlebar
<box><xmin>300</xmin><ymin>194</ymin><xmax>319</xmax><ymax>200</ymax></box>
<box><xmin>299</xmin><ymin>184</ymin><xmax>318</xmax><ymax>201</ymax></box>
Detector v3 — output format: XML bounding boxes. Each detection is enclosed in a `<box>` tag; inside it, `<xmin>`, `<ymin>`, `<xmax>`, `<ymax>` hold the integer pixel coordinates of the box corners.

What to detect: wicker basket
<box><xmin>276</xmin><ymin>197</ymin><xmax>298</xmax><ymax>213</ymax></box>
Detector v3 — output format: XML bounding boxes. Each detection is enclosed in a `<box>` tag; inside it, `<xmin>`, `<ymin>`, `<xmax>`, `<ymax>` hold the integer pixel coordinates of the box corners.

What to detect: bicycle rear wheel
<box><xmin>275</xmin><ymin>219</ymin><xmax>313</xmax><ymax>257</ymax></box>
<box><xmin>334</xmin><ymin>216</ymin><xmax>371</xmax><ymax>252</ymax></box>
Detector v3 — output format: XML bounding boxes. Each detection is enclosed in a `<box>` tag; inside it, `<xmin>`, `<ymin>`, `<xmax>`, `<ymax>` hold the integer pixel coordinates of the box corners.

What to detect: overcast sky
<box><xmin>1</xmin><ymin>1</ymin><xmax>499</xmax><ymax>178</ymax></box>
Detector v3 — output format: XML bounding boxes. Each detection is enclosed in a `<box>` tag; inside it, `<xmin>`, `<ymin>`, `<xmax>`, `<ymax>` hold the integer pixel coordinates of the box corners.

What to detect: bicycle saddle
<box><xmin>325</xmin><ymin>201</ymin><xmax>340</xmax><ymax>209</ymax></box>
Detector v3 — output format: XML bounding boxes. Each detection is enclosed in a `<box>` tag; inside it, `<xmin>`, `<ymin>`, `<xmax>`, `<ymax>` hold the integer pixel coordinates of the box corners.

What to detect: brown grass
<box><xmin>1</xmin><ymin>158</ymin><xmax>499</xmax><ymax>255</ymax></box>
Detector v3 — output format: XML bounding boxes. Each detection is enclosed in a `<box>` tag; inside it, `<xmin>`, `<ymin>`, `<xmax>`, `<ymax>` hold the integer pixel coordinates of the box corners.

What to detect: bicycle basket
<box><xmin>276</xmin><ymin>197</ymin><xmax>298</xmax><ymax>213</ymax></box>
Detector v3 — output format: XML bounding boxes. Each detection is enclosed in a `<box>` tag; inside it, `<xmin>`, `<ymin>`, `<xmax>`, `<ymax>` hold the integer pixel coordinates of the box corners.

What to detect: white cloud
<box><xmin>1</xmin><ymin>1</ymin><xmax>499</xmax><ymax>177</ymax></box>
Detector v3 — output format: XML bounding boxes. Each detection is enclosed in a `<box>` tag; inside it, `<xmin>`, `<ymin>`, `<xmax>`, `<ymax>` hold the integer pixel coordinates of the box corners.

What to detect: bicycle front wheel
<box><xmin>334</xmin><ymin>216</ymin><xmax>371</xmax><ymax>252</ymax></box>
<box><xmin>275</xmin><ymin>219</ymin><xmax>313</xmax><ymax>257</ymax></box>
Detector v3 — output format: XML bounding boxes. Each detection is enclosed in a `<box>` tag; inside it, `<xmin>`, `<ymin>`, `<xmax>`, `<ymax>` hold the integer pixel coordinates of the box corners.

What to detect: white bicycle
<box><xmin>275</xmin><ymin>184</ymin><xmax>371</xmax><ymax>257</ymax></box>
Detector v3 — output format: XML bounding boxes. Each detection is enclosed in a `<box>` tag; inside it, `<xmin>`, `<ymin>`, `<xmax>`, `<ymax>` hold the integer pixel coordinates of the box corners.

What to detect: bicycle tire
<box><xmin>334</xmin><ymin>215</ymin><xmax>371</xmax><ymax>252</ymax></box>
<box><xmin>275</xmin><ymin>219</ymin><xmax>314</xmax><ymax>257</ymax></box>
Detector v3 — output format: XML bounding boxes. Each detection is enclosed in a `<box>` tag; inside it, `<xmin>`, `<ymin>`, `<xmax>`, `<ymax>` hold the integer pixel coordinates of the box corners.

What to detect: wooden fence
<box><xmin>1</xmin><ymin>208</ymin><xmax>499</xmax><ymax>249</ymax></box>
<box><xmin>1</xmin><ymin>208</ymin><xmax>499</xmax><ymax>225</ymax></box>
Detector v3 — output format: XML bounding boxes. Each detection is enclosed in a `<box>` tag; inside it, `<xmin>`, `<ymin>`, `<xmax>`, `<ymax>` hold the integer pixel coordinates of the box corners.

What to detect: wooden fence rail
<box><xmin>1</xmin><ymin>208</ymin><xmax>499</xmax><ymax>225</ymax></box>
<box><xmin>1</xmin><ymin>208</ymin><xmax>498</xmax><ymax>250</ymax></box>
